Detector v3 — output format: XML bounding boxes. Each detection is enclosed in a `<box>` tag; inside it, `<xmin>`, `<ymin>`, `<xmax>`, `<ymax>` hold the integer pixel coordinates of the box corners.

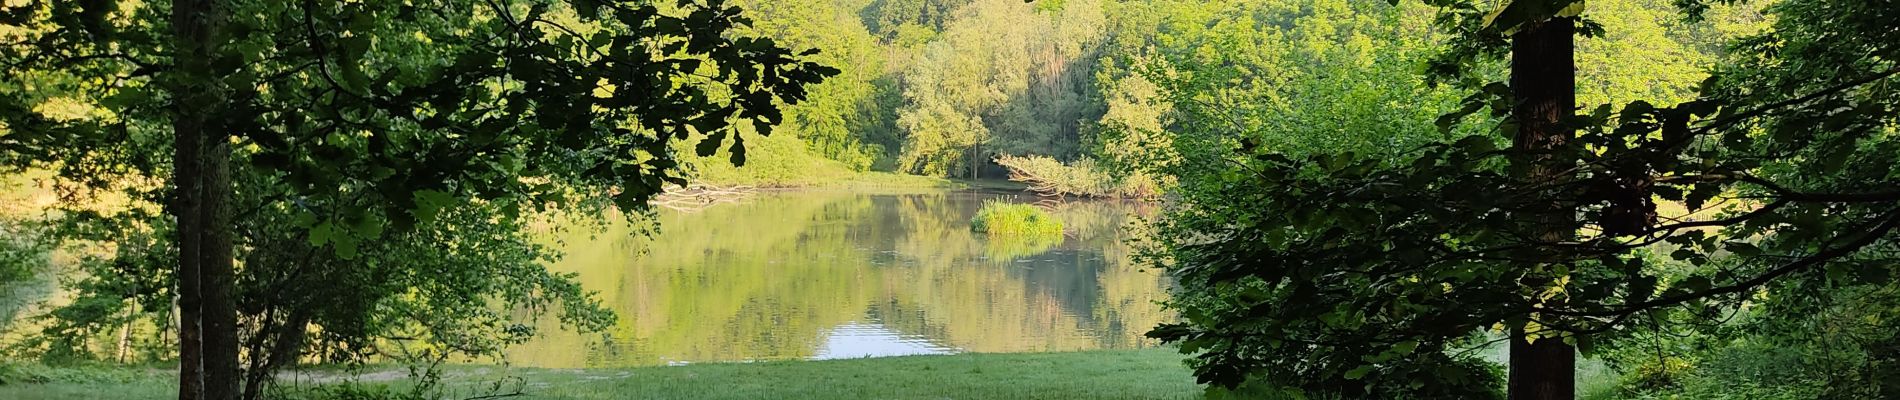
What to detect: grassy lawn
<box><xmin>0</xmin><ymin>349</ymin><xmax>1202</xmax><ymax>400</ymax></box>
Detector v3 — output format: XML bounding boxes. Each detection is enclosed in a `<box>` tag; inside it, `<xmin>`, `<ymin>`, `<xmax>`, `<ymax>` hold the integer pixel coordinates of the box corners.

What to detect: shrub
<box><xmin>994</xmin><ymin>155</ymin><xmax>1161</xmax><ymax>199</ymax></box>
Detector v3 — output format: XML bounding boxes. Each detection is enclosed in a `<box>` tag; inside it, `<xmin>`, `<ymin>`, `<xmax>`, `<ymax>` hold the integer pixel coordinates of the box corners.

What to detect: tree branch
<box><xmin>1542</xmin><ymin>209</ymin><xmax>1900</xmax><ymax>318</ymax></box>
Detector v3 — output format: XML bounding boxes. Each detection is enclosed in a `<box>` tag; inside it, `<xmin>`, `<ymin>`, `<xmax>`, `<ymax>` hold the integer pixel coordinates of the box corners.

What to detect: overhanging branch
<box><xmin>1540</xmin><ymin>209</ymin><xmax>1900</xmax><ymax>318</ymax></box>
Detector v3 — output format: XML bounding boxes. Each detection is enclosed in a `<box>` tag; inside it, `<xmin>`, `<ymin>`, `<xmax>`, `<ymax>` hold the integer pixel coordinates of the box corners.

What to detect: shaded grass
<box><xmin>0</xmin><ymin>362</ymin><xmax>171</xmax><ymax>400</ymax></box>
<box><xmin>0</xmin><ymin>349</ymin><xmax>1201</xmax><ymax>400</ymax></box>
<box><xmin>496</xmin><ymin>349</ymin><xmax>1200</xmax><ymax>400</ymax></box>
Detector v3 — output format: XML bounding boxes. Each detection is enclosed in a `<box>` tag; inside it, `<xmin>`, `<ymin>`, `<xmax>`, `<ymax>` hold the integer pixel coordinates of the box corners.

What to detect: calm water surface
<box><xmin>504</xmin><ymin>190</ymin><xmax>1173</xmax><ymax>368</ymax></box>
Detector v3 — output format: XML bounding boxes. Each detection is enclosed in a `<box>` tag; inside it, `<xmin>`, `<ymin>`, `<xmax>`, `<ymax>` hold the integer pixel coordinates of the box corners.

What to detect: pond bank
<box><xmin>0</xmin><ymin>349</ymin><xmax>1200</xmax><ymax>400</ymax></box>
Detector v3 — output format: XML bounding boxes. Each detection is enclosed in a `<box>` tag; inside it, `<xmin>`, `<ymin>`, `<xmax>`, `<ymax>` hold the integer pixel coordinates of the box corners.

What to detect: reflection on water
<box><xmin>813</xmin><ymin>321</ymin><xmax>955</xmax><ymax>360</ymax></box>
<box><xmin>504</xmin><ymin>190</ymin><xmax>1172</xmax><ymax>368</ymax></box>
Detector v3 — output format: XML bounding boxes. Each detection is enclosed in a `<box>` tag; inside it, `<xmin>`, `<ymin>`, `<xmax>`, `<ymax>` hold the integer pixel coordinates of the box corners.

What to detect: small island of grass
<box><xmin>970</xmin><ymin>201</ymin><xmax>1064</xmax><ymax>236</ymax></box>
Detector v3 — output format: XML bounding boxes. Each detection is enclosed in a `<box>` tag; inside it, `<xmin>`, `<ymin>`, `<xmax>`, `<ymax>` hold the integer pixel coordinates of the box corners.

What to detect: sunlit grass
<box><xmin>971</xmin><ymin>200</ymin><xmax>1064</xmax><ymax>236</ymax></box>
<box><xmin>970</xmin><ymin>200</ymin><xmax>1067</xmax><ymax>259</ymax></box>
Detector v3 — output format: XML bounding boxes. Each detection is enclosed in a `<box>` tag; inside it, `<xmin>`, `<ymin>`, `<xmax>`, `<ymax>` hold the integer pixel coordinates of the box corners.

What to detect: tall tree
<box><xmin>893</xmin><ymin>0</ymin><xmax>1105</xmax><ymax>177</ymax></box>
<box><xmin>167</xmin><ymin>0</ymin><xmax>235</xmax><ymax>397</ymax></box>
<box><xmin>1145</xmin><ymin>0</ymin><xmax>1900</xmax><ymax>399</ymax></box>
<box><xmin>1504</xmin><ymin>16</ymin><xmax>1577</xmax><ymax>400</ymax></box>
<box><xmin>0</xmin><ymin>1</ymin><xmax>835</xmax><ymax>399</ymax></box>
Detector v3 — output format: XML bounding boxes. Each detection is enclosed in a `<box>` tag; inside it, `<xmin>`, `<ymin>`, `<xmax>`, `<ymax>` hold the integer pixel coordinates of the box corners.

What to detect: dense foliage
<box><xmin>668</xmin><ymin>0</ymin><xmax>1142</xmax><ymax>184</ymax></box>
<box><xmin>1135</xmin><ymin>0</ymin><xmax>1900</xmax><ymax>398</ymax></box>
<box><xmin>1</xmin><ymin>0</ymin><xmax>833</xmax><ymax>398</ymax></box>
<box><xmin>994</xmin><ymin>155</ymin><xmax>1158</xmax><ymax>199</ymax></box>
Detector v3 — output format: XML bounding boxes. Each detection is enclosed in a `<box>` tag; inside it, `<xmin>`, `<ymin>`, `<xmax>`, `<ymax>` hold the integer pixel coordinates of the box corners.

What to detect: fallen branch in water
<box><xmin>651</xmin><ymin>184</ymin><xmax>759</xmax><ymax>212</ymax></box>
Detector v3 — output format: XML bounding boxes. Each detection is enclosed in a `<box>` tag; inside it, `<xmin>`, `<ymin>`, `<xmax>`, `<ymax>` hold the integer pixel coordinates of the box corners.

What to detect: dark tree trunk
<box><xmin>243</xmin><ymin>311</ymin><xmax>311</xmax><ymax>400</ymax></box>
<box><xmin>171</xmin><ymin>0</ymin><xmax>237</xmax><ymax>399</ymax></box>
<box><xmin>201</xmin><ymin>117</ymin><xmax>241</xmax><ymax>400</ymax></box>
<box><xmin>170</xmin><ymin>81</ymin><xmax>205</xmax><ymax>400</ymax></box>
<box><xmin>170</xmin><ymin>1</ymin><xmax>210</xmax><ymax>399</ymax></box>
<box><xmin>1509</xmin><ymin>327</ymin><xmax>1576</xmax><ymax>400</ymax></box>
<box><xmin>1507</xmin><ymin>17</ymin><xmax>1578</xmax><ymax>400</ymax></box>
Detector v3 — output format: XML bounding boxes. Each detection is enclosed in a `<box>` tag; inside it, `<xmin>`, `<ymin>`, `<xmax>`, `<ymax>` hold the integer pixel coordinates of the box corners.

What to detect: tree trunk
<box><xmin>201</xmin><ymin>110</ymin><xmax>241</xmax><ymax>400</ymax></box>
<box><xmin>243</xmin><ymin>311</ymin><xmax>311</xmax><ymax>400</ymax></box>
<box><xmin>171</xmin><ymin>0</ymin><xmax>237</xmax><ymax>399</ymax></box>
<box><xmin>1507</xmin><ymin>16</ymin><xmax>1578</xmax><ymax>400</ymax></box>
<box><xmin>1510</xmin><ymin>327</ymin><xmax>1576</xmax><ymax>400</ymax></box>
<box><xmin>116</xmin><ymin>316</ymin><xmax>131</xmax><ymax>362</ymax></box>
<box><xmin>169</xmin><ymin>5</ymin><xmax>206</xmax><ymax>396</ymax></box>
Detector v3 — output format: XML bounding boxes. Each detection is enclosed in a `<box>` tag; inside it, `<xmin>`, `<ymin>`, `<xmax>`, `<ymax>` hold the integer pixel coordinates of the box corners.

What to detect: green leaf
<box><xmin>292</xmin><ymin>211</ymin><xmax>319</xmax><ymax>228</ymax></box>
<box><xmin>411</xmin><ymin>190</ymin><xmax>456</xmax><ymax>223</ymax></box>
<box><xmin>697</xmin><ymin>131</ymin><xmax>727</xmax><ymax>157</ymax></box>
<box><xmin>101</xmin><ymin>87</ymin><xmax>152</xmax><ymax>109</ymax></box>
<box><xmin>308</xmin><ymin>222</ymin><xmax>336</xmax><ymax>246</ymax></box>
<box><xmin>1344</xmin><ymin>365</ymin><xmax>1373</xmax><ymax>380</ymax></box>
<box><xmin>353</xmin><ymin>215</ymin><xmax>386</xmax><ymax>239</ymax></box>
<box><xmin>1453</xmin><ymin>135</ymin><xmax>1496</xmax><ymax>154</ymax></box>
<box><xmin>337</xmin><ymin>59</ymin><xmax>370</xmax><ymax>93</ymax></box>
<box><xmin>1628</xmin><ymin>276</ymin><xmax>1657</xmax><ymax>303</ymax></box>
<box><xmin>1723</xmin><ymin>241</ymin><xmax>1761</xmax><ymax>257</ymax></box>
<box><xmin>1391</xmin><ymin>340</ymin><xmax>1419</xmax><ymax>355</ymax></box>
<box><xmin>334</xmin><ymin>236</ymin><xmax>360</xmax><ymax>259</ymax></box>
<box><xmin>728</xmin><ymin>133</ymin><xmax>748</xmax><ymax>166</ymax></box>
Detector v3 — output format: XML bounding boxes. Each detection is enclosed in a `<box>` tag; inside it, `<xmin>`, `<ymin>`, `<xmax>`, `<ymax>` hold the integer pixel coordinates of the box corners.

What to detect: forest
<box><xmin>1</xmin><ymin>0</ymin><xmax>1897</xmax><ymax>399</ymax></box>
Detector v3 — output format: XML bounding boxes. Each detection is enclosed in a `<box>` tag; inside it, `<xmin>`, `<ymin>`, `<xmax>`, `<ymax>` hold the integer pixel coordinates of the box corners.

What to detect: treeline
<box><xmin>755</xmin><ymin>0</ymin><xmax>1896</xmax><ymax>398</ymax></box>
<box><xmin>724</xmin><ymin>0</ymin><xmax>1740</xmax><ymax>190</ymax></box>
<box><xmin>708</xmin><ymin>0</ymin><xmax>1109</xmax><ymax>182</ymax></box>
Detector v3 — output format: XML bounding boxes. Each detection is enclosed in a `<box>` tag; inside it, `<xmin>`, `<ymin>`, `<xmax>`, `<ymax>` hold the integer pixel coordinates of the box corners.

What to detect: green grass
<box><xmin>0</xmin><ymin>349</ymin><xmax>1202</xmax><ymax>400</ymax></box>
<box><xmin>0</xmin><ymin>362</ymin><xmax>172</xmax><ymax>400</ymax></box>
<box><xmin>970</xmin><ymin>200</ymin><xmax>1064</xmax><ymax>236</ymax></box>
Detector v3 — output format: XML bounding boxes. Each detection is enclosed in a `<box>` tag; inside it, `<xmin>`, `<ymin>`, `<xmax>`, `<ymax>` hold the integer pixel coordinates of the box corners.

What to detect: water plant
<box><xmin>970</xmin><ymin>201</ymin><xmax>1064</xmax><ymax>236</ymax></box>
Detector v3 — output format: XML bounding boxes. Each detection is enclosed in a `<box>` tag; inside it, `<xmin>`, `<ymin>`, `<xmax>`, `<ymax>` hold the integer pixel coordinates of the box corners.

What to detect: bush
<box><xmin>970</xmin><ymin>200</ymin><xmax>1064</xmax><ymax>236</ymax></box>
<box><xmin>994</xmin><ymin>155</ymin><xmax>1160</xmax><ymax>199</ymax></box>
<box><xmin>1603</xmin><ymin>282</ymin><xmax>1900</xmax><ymax>399</ymax></box>
<box><xmin>1615</xmin><ymin>356</ymin><xmax>1694</xmax><ymax>395</ymax></box>
<box><xmin>0</xmin><ymin>225</ymin><xmax>46</xmax><ymax>286</ymax></box>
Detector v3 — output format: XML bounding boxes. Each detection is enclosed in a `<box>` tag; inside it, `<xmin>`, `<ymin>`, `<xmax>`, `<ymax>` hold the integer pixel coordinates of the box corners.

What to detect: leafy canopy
<box><xmin>0</xmin><ymin>0</ymin><xmax>838</xmax><ymax>392</ymax></box>
<box><xmin>1141</xmin><ymin>0</ymin><xmax>1900</xmax><ymax>396</ymax></box>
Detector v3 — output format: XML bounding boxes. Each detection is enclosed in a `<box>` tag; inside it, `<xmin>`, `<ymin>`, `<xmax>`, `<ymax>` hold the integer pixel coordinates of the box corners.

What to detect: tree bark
<box><xmin>1509</xmin><ymin>327</ymin><xmax>1576</xmax><ymax>400</ymax></box>
<box><xmin>1507</xmin><ymin>16</ymin><xmax>1578</xmax><ymax>400</ymax></box>
<box><xmin>201</xmin><ymin>109</ymin><xmax>241</xmax><ymax>400</ymax></box>
<box><xmin>171</xmin><ymin>106</ymin><xmax>204</xmax><ymax>400</ymax></box>
<box><xmin>172</xmin><ymin>0</ymin><xmax>237</xmax><ymax>399</ymax></box>
<box><xmin>170</xmin><ymin>0</ymin><xmax>208</xmax><ymax>396</ymax></box>
<box><xmin>243</xmin><ymin>311</ymin><xmax>311</xmax><ymax>400</ymax></box>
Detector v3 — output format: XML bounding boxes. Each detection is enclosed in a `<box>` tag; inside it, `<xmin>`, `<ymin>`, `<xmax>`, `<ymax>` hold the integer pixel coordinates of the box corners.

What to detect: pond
<box><xmin>502</xmin><ymin>189</ymin><xmax>1175</xmax><ymax>368</ymax></box>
